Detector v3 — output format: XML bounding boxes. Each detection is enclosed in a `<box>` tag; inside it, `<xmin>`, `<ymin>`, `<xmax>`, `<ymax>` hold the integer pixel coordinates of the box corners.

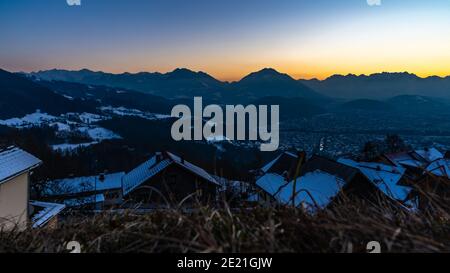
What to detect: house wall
<box><xmin>125</xmin><ymin>164</ymin><xmax>218</xmax><ymax>207</ymax></box>
<box><xmin>0</xmin><ymin>172</ymin><xmax>29</xmax><ymax>230</ymax></box>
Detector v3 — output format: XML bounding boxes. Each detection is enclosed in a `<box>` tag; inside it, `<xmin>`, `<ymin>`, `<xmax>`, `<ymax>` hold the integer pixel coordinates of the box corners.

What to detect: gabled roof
<box><xmin>122</xmin><ymin>157</ymin><xmax>171</xmax><ymax>195</ymax></box>
<box><xmin>30</xmin><ymin>201</ymin><xmax>65</xmax><ymax>228</ymax></box>
<box><xmin>166</xmin><ymin>152</ymin><xmax>218</xmax><ymax>185</ymax></box>
<box><xmin>384</xmin><ymin>152</ymin><xmax>424</xmax><ymax>168</ymax></box>
<box><xmin>0</xmin><ymin>146</ymin><xmax>42</xmax><ymax>184</ymax></box>
<box><xmin>301</xmin><ymin>155</ymin><xmax>360</xmax><ymax>183</ymax></box>
<box><xmin>122</xmin><ymin>152</ymin><xmax>219</xmax><ymax>196</ymax></box>
<box><xmin>45</xmin><ymin>172</ymin><xmax>125</xmax><ymax>196</ymax></box>
<box><xmin>415</xmin><ymin>148</ymin><xmax>444</xmax><ymax>163</ymax></box>
<box><xmin>256</xmin><ymin>154</ymin><xmax>351</xmax><ymax>209</ymax></box>
<box><xmin>425</xmin><ymin>158</ymin><xmax>450</xmax><ymax>179</ymax></box>
<box><xmin>260</xmin><ymin>151</ymin><xmax>299</xmax><ymax>176</ymax></box>
<box><xmin>256</xmin><ymin>170</ymin><xmax>345</xmax><ymax>209</ymax></box>
<box><xmin>384</xmin><ymin>148</ymin><xmax>444</xmax><ymax>168</ymax></box>
<box><xmin>338</xmin><ymin>158</ymin><xmax>410</xmax><ymax>202</ymax></box>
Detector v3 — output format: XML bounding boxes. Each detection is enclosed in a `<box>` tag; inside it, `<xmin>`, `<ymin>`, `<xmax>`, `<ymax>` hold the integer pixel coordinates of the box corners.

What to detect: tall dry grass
<box><xmin>1</xmin><ymin>193</ymin><xmax>449</xmax><ymax>253</ymax></box>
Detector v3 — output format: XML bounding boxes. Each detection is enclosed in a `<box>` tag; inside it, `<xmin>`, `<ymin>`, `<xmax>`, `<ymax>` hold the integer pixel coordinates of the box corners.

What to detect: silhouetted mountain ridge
<box><xmin>336</xmin><ymin>95</ymin><xmax>450</xmax><ymax>115</ymax></box>
<box><xmin>300</xmin><ymin>72</ymin><xmax>450</xmax><ymax>99</ymax></box>
<box><xmin>32</xmin><ymin>68</ymin><xmax>225</xmax><ymax>100</ymax></box>
<box><xmin>31</xmin><ymin>68</ymin><xmax>323</xmax><ymax>102</ymax></box>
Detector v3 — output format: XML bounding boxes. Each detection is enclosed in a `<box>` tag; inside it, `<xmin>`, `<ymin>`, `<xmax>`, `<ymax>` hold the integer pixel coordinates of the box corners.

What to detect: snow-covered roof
<box><xmin>46</xmin><ymin>172</ymin><xmax>125</xmax><ymax>196</ymax></box>
<box><xmin>30</xmin><ymin>201</ymin><xmax>65</xmax><ymax>228</ymax></box>
<box><xmin>257</xmin><ymin>154</ymin><xmax>356</xmax><ymax>209</ymax></box>
<box><xmin>260</xmin><ymin>152</ymin><xmax>298</xmax><ymax>174</ymax></box>
<box><xmin>256</xmin><ymin>170</ymin><xmax>345</xmax><ymax>209</ymax></box>
<box><xmin>0</xmin><ymin>146</ymin><xmax>42</xmax><ymax>184</ymax></box>
<box><xmin>122</xmin><ymin>152</ymin><xmax>219</xmax><ymax>196</ymax></box>
<box><xmin>122</xmin><ymin>156</ymin><xmax>170</xmax><ymax>195</ymax></box>
<box><xmin>384</xmin><ymin>148</ymin><xmax>444</xmax><ymax>168</ymax></box>
<box><xmin>261</xmin><ymin>154</ymin><xmax>283</xmax><ymax>173</ymax></box>
<box><xmin>338</xmin><ymin>159</ymin><xmax>410</xmax><ymax>201</ymax></box>
<box><xmin>166</xmin><ymin>152</ymin><xmax>218</xmax><ymax>185</ymax></box>
<box><xmin>425</xmin><ymin>158</ymin><xmax>450</xmax><ymax>179</ymax></box>
<box><xmin>415</xmin><ymin>148</ymin><xmax>444</xmax><ymax>163</ymax></box>
<box><xmin>384</xmin><ymin>152</ymin><xmax>423</xmax><ymax>168</ymax></box>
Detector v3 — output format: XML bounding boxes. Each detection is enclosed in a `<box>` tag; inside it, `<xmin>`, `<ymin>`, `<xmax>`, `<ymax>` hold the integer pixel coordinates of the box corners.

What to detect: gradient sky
<box><xmin>1</xmin><ymin>0</ymin><xmax>450</xmax><ymax>80</ymax></box>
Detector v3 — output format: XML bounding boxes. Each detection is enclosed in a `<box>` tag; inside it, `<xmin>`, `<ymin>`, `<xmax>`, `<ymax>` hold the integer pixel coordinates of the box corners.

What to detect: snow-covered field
<box><xmin>0</xmin><ymin>110</ymin><xmax>120</xmax><ymax>152</ymax></box>
<box><xmin>99</xmin><ymin>106</ymin><xmax>171</xmax><ymax>121</ymax></box>
<box><xmin>0</xmin><ymin>112</ymin><xmax>57</xmax><ymax>128</ymax></box>
<box><xmin>78</xmin><ymin>127</ymin><xmax>121</xmax><ymax>141</ymax></box>
<box><xmin>51</xmin><ymin>142</ymin><xmax>99</xmax><ymax>152</ymax></box>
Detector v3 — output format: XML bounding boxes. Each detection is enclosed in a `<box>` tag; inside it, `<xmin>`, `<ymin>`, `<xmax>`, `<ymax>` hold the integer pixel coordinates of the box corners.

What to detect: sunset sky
<box><xmin>1</xmin><ymin>0</ymin><xmax>450</xmax><ymax>81</ymax></box>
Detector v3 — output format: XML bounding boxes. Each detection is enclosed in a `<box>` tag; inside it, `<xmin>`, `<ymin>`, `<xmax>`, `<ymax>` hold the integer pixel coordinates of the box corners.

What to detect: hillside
<box><xmin>0</xmin><ymin>69</ymin><xmax>95</xmax><ymax>119</ymax></box>
<box><xmin>38</xmin><ymin>80</ymin><xmax>173</xmax><ymax>114</ymax></box>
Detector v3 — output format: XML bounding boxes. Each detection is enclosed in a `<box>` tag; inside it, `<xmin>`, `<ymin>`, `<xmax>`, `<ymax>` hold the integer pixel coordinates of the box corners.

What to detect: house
<box><xmin>378</xmin><ymin>148</ymin><xmax>444</xmax><ymax>185</ymax></box>
<box><xmin>414</xmin><ymin>158</ymin><xmax>450</xmax><ymax>210</ymax></box>
<box><xmin>338</xmin><ymin>158</ymin><xmax>413</xmax><ymax>207</ymax></box>
<box><xmin>255</xmin><ymin>151</ymin><xmax>412</xmax><ymax>210</ymax></box>
<box><xmin>122</xmin><ymin>152</ymin><xmax>220</xmax><ymax>208</ymax></box>
<box><xmin>254</xmin><ymin>152</ymin><xmax>367</xmax><ymax>210</ymax></box>
<box><xmin>0</xmin><ymin>146</ymin><xmax>65</xmax><ymax>230</ymax></box>
<box><xmin>44</xmin><ymin>172</ymin><xmax>125</xmax><ymax>209</ymax></box>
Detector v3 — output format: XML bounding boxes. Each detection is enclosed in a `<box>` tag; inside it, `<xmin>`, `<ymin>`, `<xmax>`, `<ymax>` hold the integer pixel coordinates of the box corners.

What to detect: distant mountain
<box><xmin>335</xmin><ymin>95</ymin><xmax>450</xmax><ymax>116</ymax></box>
<box><xmin>251</xmin><ymin>96</ymin><xmax>325</xmax><ymax>119</ymax></box>
<box><xmin>300</xmin><ymin>72</ymin><xmax>450</xmax><ymax>99</ymax></box>
<box><xmin>230</xmin><ymin>68</ymin><xmax>323</xmax><ymax>101</ymax></box>
<box><xmin>0</xmin><ymin>69</ymin><xmax>95</xmax><ymax>119</ymax></box>
<box><xmin>338</xmin><ymin>99</ymin><xmax>394</xmax><ymax>112</ymax></box>
<box><xmin>386</xmin><ymin>95</ymin><xmax>450</xmax><ymax>115</ymax></box>
<box><xmin>31</xmin><ymin>68</ymin><xmax>322</xmax><ymax>102</ymax></box>
<box><xmin>31</xmin><ymin>68</ymin><xmax>226</xmax><ymax>100</ymax></box>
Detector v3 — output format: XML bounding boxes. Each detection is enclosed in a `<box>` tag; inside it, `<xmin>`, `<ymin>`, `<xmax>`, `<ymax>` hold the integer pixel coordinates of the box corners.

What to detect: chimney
<box><xmin>181</xmin><ymin>156</ymin><xmax>185</xmax><ymax>164</ymax></box>
<box><xmin>99</xmin><ymin>173</ymin><xmax>105</xmax><ymax>182</ymax></box>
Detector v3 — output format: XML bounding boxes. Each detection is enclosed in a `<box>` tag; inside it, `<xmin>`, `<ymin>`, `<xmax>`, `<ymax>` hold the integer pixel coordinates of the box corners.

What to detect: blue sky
<box><xmin>1</xmin><ymin>0</ymin><xmax>450</xmax><ymax>80</ymax></box>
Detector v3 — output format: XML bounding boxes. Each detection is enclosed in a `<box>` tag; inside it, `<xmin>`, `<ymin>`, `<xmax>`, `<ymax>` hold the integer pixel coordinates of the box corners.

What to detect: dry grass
<box><xmin>1</xmin><ymin>197</ymin><xmax>450</xmax><ymax>253</ymax></box>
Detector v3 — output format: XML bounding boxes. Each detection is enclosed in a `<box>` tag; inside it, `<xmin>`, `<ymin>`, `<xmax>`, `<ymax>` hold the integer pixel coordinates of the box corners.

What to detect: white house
<box><xmin>0</xmin><ymin>146</ymin><xmax>42</xmax><ymax>230</ymax></box>
<box><xmin>0</xmin><ymin>146</ymin><xmax>65</xmax><ymax>230</ymax></box>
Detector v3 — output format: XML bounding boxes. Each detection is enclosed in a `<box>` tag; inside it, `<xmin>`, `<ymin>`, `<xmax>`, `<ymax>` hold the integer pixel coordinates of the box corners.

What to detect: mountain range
<box><xmin>30</xmin><ymin>68</ymin><xmax>450</xmax><ymax>101</ymax></box>
<box><xmin>300</xmin><ymin>72</ymin><xmax>450</xmax><ymax>99</ymax></box>
<box><xmin>336</xmin><ymin>95</ymin><xmax>450</xmax><ymax>115</ymax></box>
<box><xmin>1</xmin><ymin>67</ymin><xmax>449</xmax><ymax>121</ymax></box>
<box><xmin>30</xmin><ymin>68</ymin><xmax>322</xmax><ymax>102</ymax></box>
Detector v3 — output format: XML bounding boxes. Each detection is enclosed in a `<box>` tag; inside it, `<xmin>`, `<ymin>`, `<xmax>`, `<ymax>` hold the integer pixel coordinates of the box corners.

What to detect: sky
<box><xmin>1</xmin><ymin>0</ymin><xmax>450</xmax><ymax>81</ymax></box>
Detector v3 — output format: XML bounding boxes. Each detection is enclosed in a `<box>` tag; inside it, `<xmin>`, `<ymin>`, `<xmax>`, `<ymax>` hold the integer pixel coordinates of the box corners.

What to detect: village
<box><xmin>1</xmin><ymin>141</ymin><xmax>449</xmax><ymax>230</ymax></box>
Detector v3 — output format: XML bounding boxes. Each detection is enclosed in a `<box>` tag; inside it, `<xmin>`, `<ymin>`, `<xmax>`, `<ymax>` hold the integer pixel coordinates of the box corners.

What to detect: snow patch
<box><xmin>0</xmin><ymin>111</ymin><xmax>57</xmax><ymax>128</ymax></box>
<box><xmin>52</xmin><ymin>142</ymin><xmax>98</xmax><ymax>152</ymax></box>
